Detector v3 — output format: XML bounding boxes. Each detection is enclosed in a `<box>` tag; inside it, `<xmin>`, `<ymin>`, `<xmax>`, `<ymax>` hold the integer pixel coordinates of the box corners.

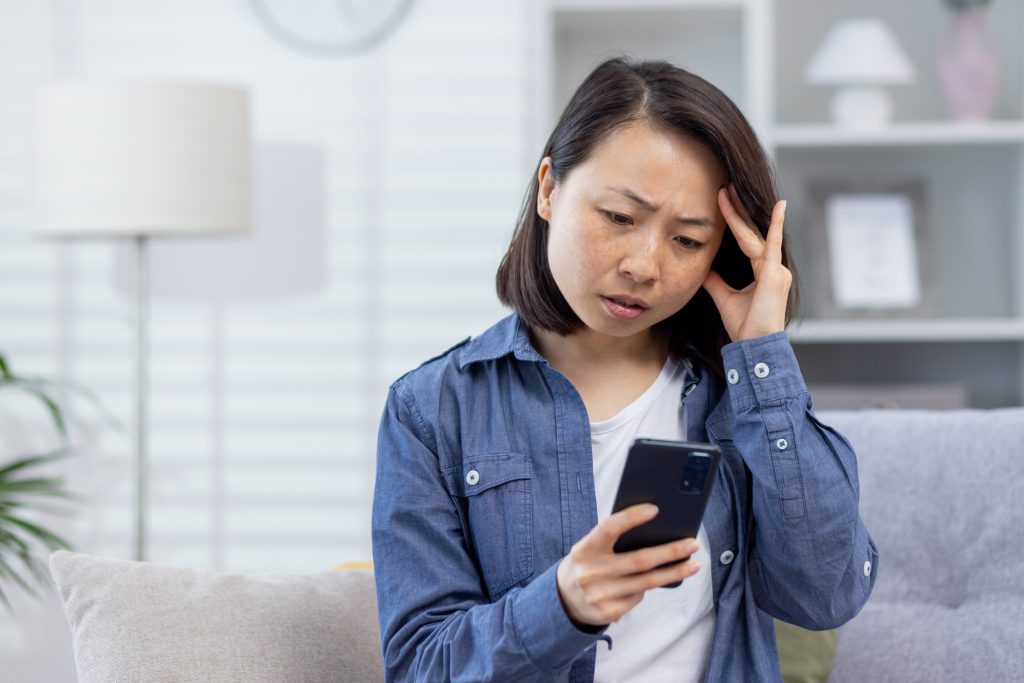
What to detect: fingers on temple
<box><xmin>765</xmin><ymin>200</ymin><xmax>786</xmax><ymax>264</ymax></box>
<box><xmin>719</xmin><ymin>186</ymin><xmax>764</xmax><ymax>258</ymax></box>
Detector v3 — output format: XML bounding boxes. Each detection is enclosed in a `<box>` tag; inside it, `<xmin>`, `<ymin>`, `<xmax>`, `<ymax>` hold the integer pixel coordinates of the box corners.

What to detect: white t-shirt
<box><xmin>590</xmin><ymin>356</ymin><xmax>716</xmax><ymax>683</ymax></box>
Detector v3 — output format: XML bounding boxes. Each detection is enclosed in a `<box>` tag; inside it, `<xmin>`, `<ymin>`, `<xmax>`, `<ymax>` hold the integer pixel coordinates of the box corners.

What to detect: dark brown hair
<box><xmin>495</xmin><ymin>56</ymin><xmax>799</xmax><ymax>379</ymax></box>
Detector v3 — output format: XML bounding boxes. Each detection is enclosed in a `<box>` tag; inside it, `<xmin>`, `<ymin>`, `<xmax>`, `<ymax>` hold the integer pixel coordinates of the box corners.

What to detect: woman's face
<box><xmin>536</xmin><ymin>121</ymin><xmax>728</xmax><ymax>345</ymax></box>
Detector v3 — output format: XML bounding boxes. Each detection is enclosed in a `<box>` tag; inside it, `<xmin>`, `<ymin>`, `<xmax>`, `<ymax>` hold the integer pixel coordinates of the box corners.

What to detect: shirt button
<box><xmin>864</xmin><ymin>560</ymin><xmax>872</xmax><ymax>577</ymax></box>
<box><xmin>754</xmin><ymin>362</ymin><xmax>770</xmax><ymax>378</ymax></box>
<box><xmin>466</xmin><ymin>469</ymin><xmax>480</xmax><ymax>486</ymax></box>
<box><xmin>727</xmin><ymin>368</ymin><xmax>740</xmax><ymax>384</ymax></box>
<box><xmin>776</xmin><ymin>438</ymin><xmax>789</xmax><ymax>451</ymax></box>
<box><xmin>719</xmin><ymin>550</ymin><xmax>735</xmax><ymax>565</ymax></box>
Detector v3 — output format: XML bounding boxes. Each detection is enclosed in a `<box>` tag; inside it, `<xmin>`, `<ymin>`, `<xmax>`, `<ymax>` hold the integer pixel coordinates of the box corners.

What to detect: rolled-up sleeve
<box><xmin>371</xmin><ymin>382</ymin><xmax>609</xmax><ymax>682</ymax></box>
<box><xmin>718</xmin><ymin>332</ymin><xmax>879</xmax><ymax>630</ymax></box>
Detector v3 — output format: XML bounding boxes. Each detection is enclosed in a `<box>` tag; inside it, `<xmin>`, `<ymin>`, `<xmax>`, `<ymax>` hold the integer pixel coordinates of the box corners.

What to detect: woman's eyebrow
<box><xmin>607</xmin><ymin>186</ymin><xmax>716</xmax><ymax>229</ymax></box>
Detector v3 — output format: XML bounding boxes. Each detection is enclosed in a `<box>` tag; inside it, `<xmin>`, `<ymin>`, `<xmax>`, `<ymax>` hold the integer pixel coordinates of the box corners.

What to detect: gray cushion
<box><xmin>819</xmin><ymin>409</ymin><xmax>1024</xmax><ymax>682</ymax></box>
<box><xmin>48</xmin><ymin>549</ymin><xmax>384</xmax><ymax>683</ymax></box>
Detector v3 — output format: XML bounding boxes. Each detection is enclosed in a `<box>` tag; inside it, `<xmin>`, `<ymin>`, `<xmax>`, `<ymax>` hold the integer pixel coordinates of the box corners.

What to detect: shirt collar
<box><xmin>458</xmin><ymin>312</ymin><xmax>700</xmax><ymax>396</ymax></box>
<box><xmin>457</xmin><ymin>311</ymin><xmax>545</xmax><ymax>369</ymax></box>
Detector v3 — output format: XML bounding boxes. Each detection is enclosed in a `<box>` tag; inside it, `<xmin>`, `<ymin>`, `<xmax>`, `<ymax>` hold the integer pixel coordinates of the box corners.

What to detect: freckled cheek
<box><xmin>559</xmin><ymin>218</ymin><xmax>616</xmax><ymax>281</ymax></box>
<box><xmin>664</xmin><ymin>257</ymin><xmax>714</xmax><ymax>300</ymax></box>
<box><xmin>549</xmin><ymin>228</ymin><xmax>601</xmax><ymax>295</ymax></box>
<box><xmin>576</xmin><ymin>241</ymin><xmax>617</xmax><ymax>276</ymax></box>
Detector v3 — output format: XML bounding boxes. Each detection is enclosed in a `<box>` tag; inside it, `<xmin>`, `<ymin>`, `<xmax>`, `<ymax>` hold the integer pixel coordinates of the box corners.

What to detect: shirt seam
<box><xmin>394</xmin><ymin>380</ymin><xmax>438</xmax><ymax>455</ymax></box>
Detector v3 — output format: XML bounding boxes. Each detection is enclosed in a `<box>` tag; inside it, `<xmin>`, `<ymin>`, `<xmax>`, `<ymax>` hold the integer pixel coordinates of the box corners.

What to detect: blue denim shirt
<box><xmin>372</xmin><ymin>312</ymin><xmax>879</xmax><ymax>682</ymax></box>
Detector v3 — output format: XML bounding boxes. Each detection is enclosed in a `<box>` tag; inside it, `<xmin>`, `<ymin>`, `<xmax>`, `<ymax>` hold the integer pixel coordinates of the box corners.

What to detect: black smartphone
<box><xmin>610</xmin><ymin>438</ymin><xmax>722</xmax><ymax>588</ymax></box>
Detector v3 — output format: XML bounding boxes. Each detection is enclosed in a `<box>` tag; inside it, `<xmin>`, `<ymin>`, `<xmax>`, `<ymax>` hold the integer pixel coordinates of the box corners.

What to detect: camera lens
<box><xmin>678</xmin><ymin>453</ymin><xmax>710</xmax><ymax>494</ymax></box>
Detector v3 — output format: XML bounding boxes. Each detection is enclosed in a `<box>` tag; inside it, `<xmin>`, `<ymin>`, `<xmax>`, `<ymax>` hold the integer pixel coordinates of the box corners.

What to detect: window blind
<box><xmin>1</xmin><ymin>2</ymin><xmax>535</xmax><ymax>676</ymax></box>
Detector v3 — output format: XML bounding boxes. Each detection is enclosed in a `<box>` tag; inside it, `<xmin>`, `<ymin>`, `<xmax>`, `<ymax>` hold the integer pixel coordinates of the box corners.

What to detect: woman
<box><xmin>371</xmin><ymin>56</ymin><xmax>879</xmax><ymax>682</ymax></box>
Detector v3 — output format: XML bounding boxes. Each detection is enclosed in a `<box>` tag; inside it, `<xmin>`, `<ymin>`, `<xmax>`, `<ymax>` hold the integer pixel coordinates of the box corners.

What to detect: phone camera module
<box><xmin>678</xmin><ymin>452</ymin><xmax>710</xmax><ymax>494</ymax></box>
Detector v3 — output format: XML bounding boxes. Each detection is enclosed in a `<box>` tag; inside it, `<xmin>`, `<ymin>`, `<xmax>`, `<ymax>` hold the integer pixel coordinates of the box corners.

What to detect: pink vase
<box><xmin>937</xmin><ymin>9</ymin><xmax>1001</xmax><ymax>120</ymax></box>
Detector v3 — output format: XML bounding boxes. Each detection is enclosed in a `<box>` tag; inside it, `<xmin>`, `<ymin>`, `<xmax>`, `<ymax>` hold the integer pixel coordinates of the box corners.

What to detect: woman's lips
<box><xmin>601</xmin><ymin>295</ymin><xmax>647</xmax><ymax>320</ymax></box>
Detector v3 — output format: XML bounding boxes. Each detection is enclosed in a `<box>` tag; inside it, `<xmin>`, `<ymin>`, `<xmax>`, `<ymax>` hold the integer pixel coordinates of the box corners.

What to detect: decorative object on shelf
<box><xmin>937</xmin><ymin>0</ymin><xmax>1000</xmax><ymax>121</ymax></box>
<box><xmin>803</xmin><ymin>179</ymin><xmax>935</xmax><ymax>319</ymax></box>
<box><xmin>804</xmin><ymin>18</ymin><xmax>916</xmax><ymax>129</ymax></box>
<box><xmin>31</xmin><ymin>81</ymin><xmax>252</xmax><ymax>563</ymax></box>
<box><xmin>249</xmin><ymin>0</ymin><xmax>414</xmax><ymax>58</ymax></box>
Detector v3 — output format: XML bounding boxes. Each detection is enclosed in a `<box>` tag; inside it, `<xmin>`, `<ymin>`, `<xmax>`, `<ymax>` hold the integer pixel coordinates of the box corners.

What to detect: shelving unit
<box><xmin>539</xmin><ymin>0</ymin><xmax>1024</xmax><ymax>408</ymax></box>
<box><xmin>790</xmin><ymin>319</ymin><xmax>1024</xmax><ymax>344</ymax></box>
<box><xmin>772</xmin><ymin>121</ymin><xmax>1024</xmax><ymax>148</ymax></box>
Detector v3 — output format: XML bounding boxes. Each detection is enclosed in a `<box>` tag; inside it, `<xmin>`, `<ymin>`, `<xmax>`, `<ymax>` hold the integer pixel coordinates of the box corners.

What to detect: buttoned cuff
<box><xmin>510</xmin><ymin>560</ymin><xmax>612</xmax><ymax>673</ymax></box>
<box><xmin>720</xmin><ymin>331</ymin><xmax>807</xmax><ymax>409</ymax></box>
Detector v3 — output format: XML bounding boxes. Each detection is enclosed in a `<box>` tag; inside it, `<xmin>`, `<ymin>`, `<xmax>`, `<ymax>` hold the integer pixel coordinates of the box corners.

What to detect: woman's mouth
<box><xmin>601</xmin><ymin>295</ymin><xmax>648</xmax><ymax>320</ymax></box>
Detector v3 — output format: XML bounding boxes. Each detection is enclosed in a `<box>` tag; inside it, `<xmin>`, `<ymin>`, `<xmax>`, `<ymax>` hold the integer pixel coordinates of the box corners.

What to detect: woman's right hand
<box><xmin>555</xmin><ymin>503</ymin><xmax>701</xmax><ymax>629</ymax></box>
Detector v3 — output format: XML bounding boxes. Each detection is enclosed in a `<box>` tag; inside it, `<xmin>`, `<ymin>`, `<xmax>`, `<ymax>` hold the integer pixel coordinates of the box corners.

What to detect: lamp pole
<box><xmin>135</xmin><ymin>235</ymin><xmax>150</xmax><ymax>562</ymax></box>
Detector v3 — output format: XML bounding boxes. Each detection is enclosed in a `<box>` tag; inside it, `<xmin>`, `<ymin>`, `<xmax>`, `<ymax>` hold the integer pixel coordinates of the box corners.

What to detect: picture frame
<box><xmin>802</xmin><ymin>179</ymin><xmax>935</xmax><ymax>319</ymax></box>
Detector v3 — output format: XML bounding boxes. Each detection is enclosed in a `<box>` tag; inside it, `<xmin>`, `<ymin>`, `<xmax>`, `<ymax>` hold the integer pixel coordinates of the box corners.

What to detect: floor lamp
<box><xmin>31</xmin><ymin>81</ymin><xmax>251</xmax><ymax>562</ymax></box>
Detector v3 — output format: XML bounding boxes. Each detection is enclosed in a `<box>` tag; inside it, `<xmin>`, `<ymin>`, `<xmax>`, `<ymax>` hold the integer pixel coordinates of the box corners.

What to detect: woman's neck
<box><xmin>529</xmin><ymin>324</ymin><xmax>670</xmax><ymax>376</ymax></box>
<box><xmin>528</xmin><ymin>324</ymin><xmax>672</xmax><ymax>421</ymax></box>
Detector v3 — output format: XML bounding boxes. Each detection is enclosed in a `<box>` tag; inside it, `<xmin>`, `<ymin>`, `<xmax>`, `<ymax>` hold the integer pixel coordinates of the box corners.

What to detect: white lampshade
<box><xmin>32</xmin><ymin>81</ymin><xmax>251</xmax><ymax>236</ymax></box>
<box><xmin>805</xmin><ymin>18</ymin><xmax>916</xmax><ymax>85</ymax></box>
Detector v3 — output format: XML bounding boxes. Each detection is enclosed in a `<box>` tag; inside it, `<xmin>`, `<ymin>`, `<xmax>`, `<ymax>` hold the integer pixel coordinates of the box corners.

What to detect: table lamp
<box><xmin>31</xmin><ymin>81</ymin><xmax>251</xmax><ymax>561</ymax></box>
<box><xmin>805</xmin><ymin>18</ymin><xmax>916</xmax><ymax>129</ymax></box>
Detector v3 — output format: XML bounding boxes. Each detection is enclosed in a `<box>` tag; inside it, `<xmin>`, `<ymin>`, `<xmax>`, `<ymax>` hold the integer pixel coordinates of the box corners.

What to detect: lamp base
<box><xmin>830</xmin><ymin>87</ymin><xmax>893</xmax><ymax>129</ymax></box>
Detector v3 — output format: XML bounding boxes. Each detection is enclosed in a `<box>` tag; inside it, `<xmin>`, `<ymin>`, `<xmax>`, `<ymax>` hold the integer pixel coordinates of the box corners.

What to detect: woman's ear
<box><xmin>536</xmin><ymin>156</ymin><xmax>555</xmax><ymax>221</ymax></box>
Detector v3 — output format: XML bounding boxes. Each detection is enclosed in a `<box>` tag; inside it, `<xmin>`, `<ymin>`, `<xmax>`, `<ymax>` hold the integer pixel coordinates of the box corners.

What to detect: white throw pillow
<box><xmin>48</xmin><ymin>549</ymin><xmax>384</xmax><ymax>683</ymax></box>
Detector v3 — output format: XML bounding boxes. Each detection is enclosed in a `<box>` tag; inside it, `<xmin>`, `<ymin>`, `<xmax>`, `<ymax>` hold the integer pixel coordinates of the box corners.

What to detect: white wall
<box><xmin>0</xmin><ymin>0</ymin><xmax>537</xmax><ymax>679</ymax></box>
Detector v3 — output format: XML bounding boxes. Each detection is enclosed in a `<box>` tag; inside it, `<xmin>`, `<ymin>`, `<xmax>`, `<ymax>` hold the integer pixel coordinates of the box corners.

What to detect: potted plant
<box><xmin>0</xmin><ymin>353</ymin><xmax>119</xmax><ymax>614</ymax></box>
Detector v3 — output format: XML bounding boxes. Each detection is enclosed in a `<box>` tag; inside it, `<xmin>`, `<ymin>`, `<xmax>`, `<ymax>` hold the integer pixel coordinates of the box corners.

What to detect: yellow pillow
<box><xmin>334</xmin><ymin>562</ymin><xmax>374</xmax><ymax>571</ymax></box>
<box><xmin>775</xmin><ymin>619</ymin><xmax>838</xmax><ymax>683</ymax></box>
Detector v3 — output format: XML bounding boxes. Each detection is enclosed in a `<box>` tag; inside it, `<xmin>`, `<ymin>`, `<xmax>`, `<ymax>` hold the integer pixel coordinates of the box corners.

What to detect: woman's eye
<box><xmin>675</xmin><ymin>236</ymin><xmax>702</xmax><ymax>249</ymax></box>
<box><xmin>603</xmin><ymin>211</ymin><xmax>632</xmax><ymax>226</ymax></box>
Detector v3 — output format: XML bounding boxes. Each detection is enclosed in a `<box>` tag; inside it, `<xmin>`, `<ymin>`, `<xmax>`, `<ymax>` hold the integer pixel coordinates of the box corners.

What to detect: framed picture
<box><xmin>803</xmin><ymin>179</ymin><xmax>935</xmax><ymax>319</ymax></box>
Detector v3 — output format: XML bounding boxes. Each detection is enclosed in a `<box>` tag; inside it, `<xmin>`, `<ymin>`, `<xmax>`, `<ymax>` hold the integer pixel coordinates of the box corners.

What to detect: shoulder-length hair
<box><xmin>495</xmin><ymin>56</ymin><xmax>800</xmax><ymax>379</ymax></box>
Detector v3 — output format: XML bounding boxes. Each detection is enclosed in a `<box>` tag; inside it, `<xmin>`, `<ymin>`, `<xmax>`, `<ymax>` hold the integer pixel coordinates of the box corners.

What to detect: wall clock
<box><xmin>250</xmin><ymin>0</ymin><xmax>415</xmax><ymax>58</ymax></box>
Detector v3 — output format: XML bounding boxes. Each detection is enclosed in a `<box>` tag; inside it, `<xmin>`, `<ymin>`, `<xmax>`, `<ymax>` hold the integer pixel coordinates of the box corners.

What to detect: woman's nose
<box><xmin>619</xmin><ymin>237</ymin><xmax>660</xmax><ymax>283</ymax></box>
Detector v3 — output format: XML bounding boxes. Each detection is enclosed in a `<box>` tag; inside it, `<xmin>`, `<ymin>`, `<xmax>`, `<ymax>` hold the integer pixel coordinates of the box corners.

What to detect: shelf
<box><xmin>551</xmin><ymin>0</ymin><xmax>744</xmax><ymax>11</ymax></box>
<box><xmin>789</xmin><ymin>319</ymin><xmax>1024</xmax><ymax>344</ymax></box>
<box><xmin>772</xmin><ymin>121</ymin><xmax>1024</xmax><ymax>149</ymax></box>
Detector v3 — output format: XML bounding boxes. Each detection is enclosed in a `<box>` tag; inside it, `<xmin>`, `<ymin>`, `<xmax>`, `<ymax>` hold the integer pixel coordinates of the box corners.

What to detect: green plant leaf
<box><xmin>0</xmin><ymin>500</ymin><xmax>79</xmax><ymax>517</ymax></box>
<box><xmin>0</xmin><ymin>551</ymin><xmax>40</xmax><ymax>616</ymax></box>
<box><xmin>0</xmin><ymin>478</ymin><xmax>73</xmax><ymax>497</ymax></box>
<box><xmin>18</xmin><ymin>548</ymin><xmax>51</xmax><ymax>591</ymax></box>
<box><xmin>0</xmin><ymin>522</ymin><xmax>69</xmax><ymax>611</ymax></box>
<box><xmin>0</xmin><ymin>476</ymin><xmax>66</xmax><ymax>490</ymax></box>
<box><xmin>0</xmin><ymin>582</ymin><xmax>14</xmax><ymax>615</ymax></box>
<box><xmin>21</xmin><ymin>387</ymin><xmax>68</xmax><ymax>441</ymax></box>
<box><xmin>3</xmin><ymin>376</ymin><xmax>125</xmax><ymax>435</ymax></box>
<box><xmin>0</xmin><ymin>355</ymin><xmax>109</xmax><ymax>614</ymax></box>
<box><xmin>0</xmin><ymin>526</ymin><xmax>32</xmax><ymax>555</ymax></box>
<box><xmin>0</xmin><ymin>448</ymin><xmax>74</xmax><ymax>478</ymax></box>
<box><xmin>3</xmin><ymin>515</ymin><xmax>73</xmax><ymax>551</ymax></box>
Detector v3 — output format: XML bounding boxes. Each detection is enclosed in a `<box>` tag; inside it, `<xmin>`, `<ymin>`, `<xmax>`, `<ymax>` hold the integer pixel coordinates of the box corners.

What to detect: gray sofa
<box><xmin>822</xmin><ymin>408</ymin><xmax>1024</xmax><ymax>682</ymax></box>
<box><xmin>49</xmin><ymin>409</ymin><xmax>1024</xmax><ymax>682</ymax></box>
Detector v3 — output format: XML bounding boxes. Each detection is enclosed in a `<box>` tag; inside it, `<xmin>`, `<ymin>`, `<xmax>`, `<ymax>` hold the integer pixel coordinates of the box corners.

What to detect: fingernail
<box><xmin>645</xmin><ymin>504</ymin><xmax>659</xmax><ymax>516</ymax></box>
<box><xmin>781</xmin><ymin>200</ymin><xmax>788</xmax><ymax>215</ymax></box>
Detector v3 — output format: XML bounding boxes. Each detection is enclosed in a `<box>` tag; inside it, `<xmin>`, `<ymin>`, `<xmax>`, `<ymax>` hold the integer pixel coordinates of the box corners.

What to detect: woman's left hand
<box><xmin>702</xmin><ymin>184</ymin><xmax>792</xmax><ymax>343</ymax></box>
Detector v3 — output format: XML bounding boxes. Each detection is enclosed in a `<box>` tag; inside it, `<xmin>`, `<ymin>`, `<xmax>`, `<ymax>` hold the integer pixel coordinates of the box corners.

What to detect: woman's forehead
<box><xmin>572</xmin><ymin>123</ymin><xmax>726</xmax><ymax>195</ymax></box>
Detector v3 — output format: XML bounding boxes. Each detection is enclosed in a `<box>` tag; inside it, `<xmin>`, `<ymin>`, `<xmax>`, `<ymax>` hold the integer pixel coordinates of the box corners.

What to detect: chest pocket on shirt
<box><xmin>443</xmin><ymin>452</ymin><xmax>534</xmax><ymax>598</ymax></box>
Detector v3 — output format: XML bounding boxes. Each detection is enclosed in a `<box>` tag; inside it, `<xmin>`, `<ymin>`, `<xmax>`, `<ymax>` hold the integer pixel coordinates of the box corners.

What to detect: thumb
<box><xmin>702</xmin><ymin>269</ymin><xmax>731</xmax><ymax>307</ymax></box>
